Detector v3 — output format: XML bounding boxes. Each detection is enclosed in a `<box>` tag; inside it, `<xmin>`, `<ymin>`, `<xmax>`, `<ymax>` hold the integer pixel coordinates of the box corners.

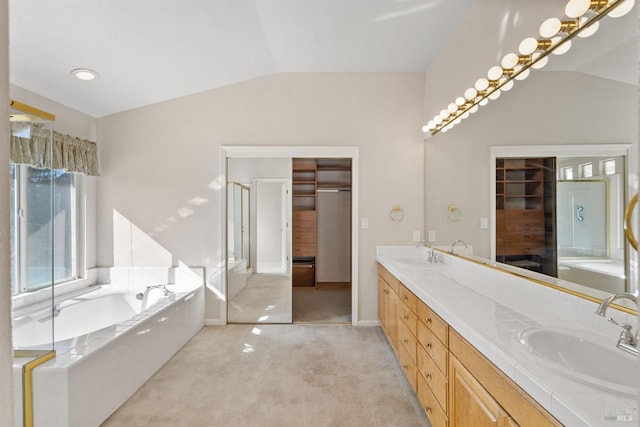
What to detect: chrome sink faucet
<box><xmin>450</xmin><ymin>239</ymin><xmax>468</xmax><ymax>254</ymax></box>
<box><xmin>417</xmin><ymin>240</ymin><xmax>438</xmax><ymax>263</ymax></box>
<box><xmin>595</xmin><ymin>292</ymin><xmax>638</xmax><ymax>355</ymax></box>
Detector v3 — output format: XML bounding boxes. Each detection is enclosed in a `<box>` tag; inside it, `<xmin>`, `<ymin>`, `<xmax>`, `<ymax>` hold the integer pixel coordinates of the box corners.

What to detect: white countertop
<box><xmin>376</xmin><ymin>246</ymin><xmax>638</xmax><ymax>427</ymax></box>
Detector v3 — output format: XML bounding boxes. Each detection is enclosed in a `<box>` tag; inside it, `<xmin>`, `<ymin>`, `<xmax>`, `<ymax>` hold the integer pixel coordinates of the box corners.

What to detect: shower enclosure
<box><xmin>227</xmin><ymin>182</ymin><xmax>251</xmax><ymax>269</ymax></box>
<box><xmin>10</xmin><ymin>101</ymin><xmax>57</xmax><ymax>427</ymax></box>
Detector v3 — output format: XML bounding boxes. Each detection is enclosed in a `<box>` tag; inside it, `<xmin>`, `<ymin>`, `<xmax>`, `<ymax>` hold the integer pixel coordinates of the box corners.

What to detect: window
<box><xmin>603</xmin><ymin>158</ymin><xmax>616</xmax><ymax>175</ymax></box>
<box><xmin>11</xmin><ymin>165</ymin><xmax>78</xmax><ymax>295</ymax></box>
<box><xmin>560</xmin><ymin>166</ymin><xmax>573</xmax><ymax>180</ymax></box>
<box><xmin>579</xmin><ymin>163</ymin><xmax>593</xmax><ymax>178</ymax></box>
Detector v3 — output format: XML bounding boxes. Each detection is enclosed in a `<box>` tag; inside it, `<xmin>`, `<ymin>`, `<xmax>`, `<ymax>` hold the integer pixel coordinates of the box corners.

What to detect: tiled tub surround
<box><xmin>12</xmin><ymin>267</ymin><xmax>205</xmax><ymax>427</ymax></box>
<box><xmin>377</xmin><ymin>246</ymin><xmax>638</xmax><ymax>426</ymax></box>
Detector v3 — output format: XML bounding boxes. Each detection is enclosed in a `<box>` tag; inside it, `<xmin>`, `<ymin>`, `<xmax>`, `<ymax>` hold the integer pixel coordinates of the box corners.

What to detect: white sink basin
<box><xmin>518</xmin><ymin>328</ymin><xmax>638</xmax><ymax>396</ymax></box>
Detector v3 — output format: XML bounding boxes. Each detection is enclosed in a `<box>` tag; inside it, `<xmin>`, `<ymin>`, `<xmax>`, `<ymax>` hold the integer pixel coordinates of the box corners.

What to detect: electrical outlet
<box><xmin>413</xmin><ymin>230</ymin><xmax>421</xmax><ymax>242</ymax></box>
<box><xmin>360</xmin><ymin>218</ymin><xmax>369</xmax><ymax>229</ymax></box>
<box><xmin>480</xmin><ymin>218</ymin><xmax>488</xmax><ymax>229</ymax></box>
<box><xmin>428</xmin><ymin>230</ymin><xmax>436</xmax><ymax>242</ymax></box>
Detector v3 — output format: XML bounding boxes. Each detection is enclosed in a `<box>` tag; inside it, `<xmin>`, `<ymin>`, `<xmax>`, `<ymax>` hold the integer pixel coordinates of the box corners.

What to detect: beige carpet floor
<box><xmin>101</xmin><ymin>325</ymin><xmax>430</xmax><ymax>427</ymax></box>
<box><xmin>293</xmin><ymin>287</ymin><xmax>351</xmax><ymax>323</ymax></box>
<box><xmin>228</xmin><ymin>274</ymin><xmax>292</xmax><ymax>323</ymax></box>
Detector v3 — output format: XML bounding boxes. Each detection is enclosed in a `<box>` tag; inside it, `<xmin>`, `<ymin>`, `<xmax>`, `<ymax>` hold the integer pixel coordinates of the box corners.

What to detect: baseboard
<box><xmin>204</xmin><ymin>319</ymin><xmax>226</xmax><ymax>326</ymax></box>
<box><xmin>357</xmin><ymin>320</ymin><xmax>381</xmax><ymax>327</ymax></box>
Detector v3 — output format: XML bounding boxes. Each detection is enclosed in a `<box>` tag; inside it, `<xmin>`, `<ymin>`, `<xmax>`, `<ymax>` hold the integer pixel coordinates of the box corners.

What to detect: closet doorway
<box><xmin>292</xmin><ymin>158</ymin><xmax>352</xmax><ymax>324</ymax></box>
<box><xmin>222</xmin><ymin>146</ymin><xmax>359</xmax><ymax>326</ymax></box>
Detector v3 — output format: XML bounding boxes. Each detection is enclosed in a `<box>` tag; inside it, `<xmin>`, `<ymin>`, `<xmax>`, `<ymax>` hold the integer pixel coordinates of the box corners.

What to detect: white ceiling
<box><xmin>9</xmin><ymin>0</ymin><xmax>476</xmax><ymax>118</ymax></box>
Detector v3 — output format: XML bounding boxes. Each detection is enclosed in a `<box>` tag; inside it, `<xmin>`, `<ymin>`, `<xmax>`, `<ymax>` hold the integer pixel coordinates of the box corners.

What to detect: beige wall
<box><xmin>96</xmin><ymin>72</ymin><xmax>426</xmax><ymax>323</ymax></box>
<box><xmin>423</xmin><ymin>0</ymin><xmax>638</xmax><ymax>258</ymax></box>
<box><xmin>1</xmin><ymin>0</ymin><xmax>12</xmax><ymax>424</ymax></box>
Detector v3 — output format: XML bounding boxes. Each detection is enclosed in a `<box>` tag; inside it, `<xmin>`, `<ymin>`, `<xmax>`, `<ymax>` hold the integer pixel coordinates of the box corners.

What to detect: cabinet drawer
<box><xmin>417</xmin><ymin>300</ymin><xmax>448</xmax><ymax>346</ymax></box>
<box><xmin>398</xmin><ymin>284</ymin><xmax>418</xmax><ymax>313</ymax></box>
<box><xmin>377</xmin><ymin>264</ymin><xmax>400</xmax><ymax>294</ymax></box>
<box><xmin>398</xmin><ymin>344</ymin><xmax>417</xmax><ymax>392</ymax></box>
<box><xmin>398</xmin><ymin>322</ymin><xmax>417</xmax><ymax>363</ymax></box>
<box><xmin>417</xmin><ymin>321</ymin><xmax>448</xmax><ymax>375</ymax></box>
<box><xmin>417</xmin><ymin>348</ymin><xmax>448</xmax><ymax>412</ymax></box>
<box><xmin>399</xmin><ymin>303</ymin><xmax>418</xmax><ymax>336</ymax></box>
<box><xmin>418</xmin><ymin>374</ymin><xmax>448</xmax><ymax>427</ymax></box>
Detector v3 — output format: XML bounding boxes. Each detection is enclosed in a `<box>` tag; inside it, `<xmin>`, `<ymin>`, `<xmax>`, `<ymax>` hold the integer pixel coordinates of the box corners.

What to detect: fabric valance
<box><xmin>10</xmin><ymin>123</ymin><xmax>100</xmax><ymax>176</ymax></box>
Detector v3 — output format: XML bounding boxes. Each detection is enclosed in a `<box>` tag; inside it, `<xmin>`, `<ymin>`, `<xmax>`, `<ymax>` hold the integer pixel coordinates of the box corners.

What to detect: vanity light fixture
<box><xmin>422</xmin><ymin>0</ymin><xmax>634</xmax><ymax>138</ymax></box>
<box><xmin>70</xmin><ymin>68</ymin><xmax>99</xmax><ymax>81</ymax></box>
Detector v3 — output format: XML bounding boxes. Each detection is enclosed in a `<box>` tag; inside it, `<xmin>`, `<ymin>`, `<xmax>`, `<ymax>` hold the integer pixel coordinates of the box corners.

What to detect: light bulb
<box><xmin>470</xmin><ymin>105</ymin><xmax>479</xmax><ymax>114</ymax></box>
<box><xmin>455</xmin><ymin>97</ymin><xmax>466</xmax><ymax>106</ymax></box>
<box><xmin>454</xmin><ymin>118</ymin><xmax>462</xmax><ymax>125</ymax></box>
<box><xmin>577</xmin><ymin>18</ymin><xmax>599</xmax><ymax>38</ymax></box>
<box><xmin>461</xmin><ymin>112</ymin><xmax>470</xmax><ymax>119</ymax></box>
<box><xmin>427</xmin><ymin>120</ymin><xmax>435</xmax><ymax>129</ymax></box>
<box><xmin>422</xmin><ymin>125</ymin><xmax>429</xmax><ymax>133</ymax></box>
<box><xmin>519</xmin><ymin>37</ymin><xmax>539</xmax><ymax>55</ymax></box>
<box><xmin>487</xmin><ymin>66</ymin><xmax>504</xmax><ymax>81</ymax></box>
<box><xmin>448</xmin><ymin>103</ymin><xmax>458</xmax><ymax>114</ymax></box>
<box><xmin>441</xmin><ymin>126</ymin><xmax>449</xmax><ymax>133</ymax></box>
<box><xmin>434</xmin><ymin>115</ymin><xmax>443</xmax><ymax>125</ymax></box>
<box><xmin>440</xmin><ymin>109</ymin><xmax>449</xmax><ymax>118</ymax></box>
<box><xmin>539</xmin><ymin>17</ymin><xmax>561</xmax><ymax>38</ymax></box>
<box><xmin>532</xmin><ymin>55</ymin><xmax>549</xmax><ymax>69</ymax></box>
<box><xmin>501</xmin><ymin>80</ymin><xmax>513</xmax><ymax>92</ymax></box>
<box><xmin>479</xmin><ymin>98</ymin><xmax>489</xmax><ymax>106</ymax></box>
<box><xmin>475</xmin><ymin>78</ymin><xmax>489</xmax><ymax>91</ymax></box>
<box><xmin>609</xmin><ymin>0</ymin><xmax>635</xmax><ymax>17</ymax></box>
<box><xmin>501</xmin><ymin>53</ymin><xmax>519</xmax><ymax>69</ymax></box>
<box><xmin>515</xmin><ymin>69</ymin><xmax>530</xmax><ymax>81</ymax></box>
<box><xmin>552</xmin><ymin>39</ymin><xmax>572</xmax><ymax>55</ymax></box>
<box><xmin>488</xmin><ymin>89</ymin><xmax>501</xmax><ymax>100</ymax></box>
<box><xmin>464</xmin><ymin>87</ymin><xmax>477</xmax><ymax>100</ymax></box>
<box><xmin>565</xmin><ymin>0</ymin><xmax>591</xmax><ymax>18</ymax></box>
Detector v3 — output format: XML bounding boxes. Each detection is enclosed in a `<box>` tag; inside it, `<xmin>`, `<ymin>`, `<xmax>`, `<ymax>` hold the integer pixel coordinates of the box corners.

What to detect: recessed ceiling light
<box><xmin>70</xmin><ymin>68</ymin><xmax>99</xmax><ymax>81</ymax></box>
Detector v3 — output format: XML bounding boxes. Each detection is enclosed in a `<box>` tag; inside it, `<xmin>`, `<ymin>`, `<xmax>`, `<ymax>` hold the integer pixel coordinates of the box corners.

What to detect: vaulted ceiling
<box><xmin>9</xmin><ymin>0</ymin><xmax>476</xmax><ymax>118</ymax></box>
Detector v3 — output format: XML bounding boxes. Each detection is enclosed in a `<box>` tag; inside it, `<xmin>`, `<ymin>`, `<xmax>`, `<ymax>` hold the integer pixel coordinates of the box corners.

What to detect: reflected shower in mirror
<box><xmin>492</xmin><ymin>146</ymin><xmax>630</xmax><ymax>295</ymax></box>
<box><xmin>226</xmin><ymin>158</ymin><xmax>292</xmax><ymax>324</ymax></box>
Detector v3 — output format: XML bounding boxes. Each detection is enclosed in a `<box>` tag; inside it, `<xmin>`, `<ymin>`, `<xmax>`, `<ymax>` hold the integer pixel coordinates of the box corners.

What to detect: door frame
<box><xmin>222</xmin><ymin>146</ymin><xmax>359</xmax><ymax>326</ymax></box>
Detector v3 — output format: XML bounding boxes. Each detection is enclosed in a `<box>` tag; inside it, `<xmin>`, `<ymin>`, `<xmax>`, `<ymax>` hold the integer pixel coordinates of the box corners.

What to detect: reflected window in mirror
<box><xmin>579</xmin><ymin>163</ymin><xmax>593</xmax><ymax>178</ymax></box>
<box><xmin>603</xmin><ymin>158</ymin><xmax>617</xmax><ymax>175</ymax></box>
<box><xmin>560</xmin><ymin>166</ymin><xmax>574</xmax><ymax>180</ymax></box>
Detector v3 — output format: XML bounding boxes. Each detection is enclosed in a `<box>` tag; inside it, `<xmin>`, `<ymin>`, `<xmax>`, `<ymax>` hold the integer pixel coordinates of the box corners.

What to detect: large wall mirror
<box><xmin>424</xmin><ymin>1</ymin><xmax>638</xmax><ymax>308</ymax></box>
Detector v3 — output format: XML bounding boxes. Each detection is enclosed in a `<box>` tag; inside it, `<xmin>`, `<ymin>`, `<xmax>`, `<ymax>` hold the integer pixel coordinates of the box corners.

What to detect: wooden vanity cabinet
<box><xmin>449</xmin><ymin>355</ymin><xmax>515</xmax><ymax>426</ymax></box>
<box><xmin>377</xmin><ymin>264</ymin><xmax>562</xmax><ymax>427</ymax></box>
<box><xmin>377</xmin><ymin>264</ymin><xmax>399</xmax><ymax>352</ymax></box>
<box><xmin>449</xmin><ymin>330</ymin><xmax>562</xmax><ymax>427</ymax></box>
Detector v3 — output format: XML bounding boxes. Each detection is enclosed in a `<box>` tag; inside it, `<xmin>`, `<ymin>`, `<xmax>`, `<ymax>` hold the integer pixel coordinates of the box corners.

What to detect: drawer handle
<box><xmin>425</xmin><ymin>342</ymin><xmax>432</xmax><ymax>349</ymax></box>
<box><xmin>426</xmin><ymin>373</ymin><xmax>432</xmax><ymax>379</ymax></box>
<box><xmin>403</xmin><ymin>339</ymin><xmax>409</xmax><ymax>344</ymax></box>
<box><xmin>425</xmin><ymin>406</ymin><xmax>432</xmax><ymax>413</ymax></box>
<box><xmin>403</xmin><ymin>364</ymin><xmax>409</xmax><ymax>369</ymax></box>
<box><xmin>426</xmin><ymin>317</ymin><xmax>432</xmax><ymax>323</ymax></box>
<box><xmin>403</xmin><ymin>315</ymin><xmax>408</xmax><ymax>320</ymax></box>
<box><xmin>403</xmin><ymin>295</ymin><xmax>408</xmax><ymax>301</ymax></box>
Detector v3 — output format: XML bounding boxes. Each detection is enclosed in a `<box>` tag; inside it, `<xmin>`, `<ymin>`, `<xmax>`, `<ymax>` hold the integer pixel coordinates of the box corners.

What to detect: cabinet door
<box><xmin>386</xmin><ymin>284</ymin><xmax>399</xmax><ymax>352</ymax></box>
<box><xmin>378</xmin><ymin>275</ymin><xmax>387</xmax><ymax>330</ymax></box>
<box><xmin>449</xmin><ymin>355</ymin><xmax>514</xmax><ymax>427</ymax></box>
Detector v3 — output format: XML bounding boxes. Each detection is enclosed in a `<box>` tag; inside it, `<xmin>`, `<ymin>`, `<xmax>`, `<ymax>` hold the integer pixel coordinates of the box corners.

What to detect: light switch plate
<box><xmin>428</xmin><ymin>230</ymin><xmax>436</xmax><ymax>242</ymax></box>
<box><xmin>480</xmin><ymin>218</ymin><xmax>488</xmax><ymax>229</ymax></box>
<box><xmin>361</xmin><ymin>218</ymin><xmax>369</xmax><ymax>229</ymax></box>
<box><xmin>413</xmin><ymin>230</ymin><xmax>421</xmax><ymax>242</ymax></box>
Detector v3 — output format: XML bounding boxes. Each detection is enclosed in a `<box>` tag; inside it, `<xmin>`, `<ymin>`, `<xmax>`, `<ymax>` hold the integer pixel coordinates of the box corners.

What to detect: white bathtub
<box><xmin>12</xmin><ymin>268</ymin><xmax>205</xmax><ymax>427</ymax></box>
<box><xmin>558</xmin><ymin>258</ymin><xmax>626</xmax><ymax>294</ymax></box>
